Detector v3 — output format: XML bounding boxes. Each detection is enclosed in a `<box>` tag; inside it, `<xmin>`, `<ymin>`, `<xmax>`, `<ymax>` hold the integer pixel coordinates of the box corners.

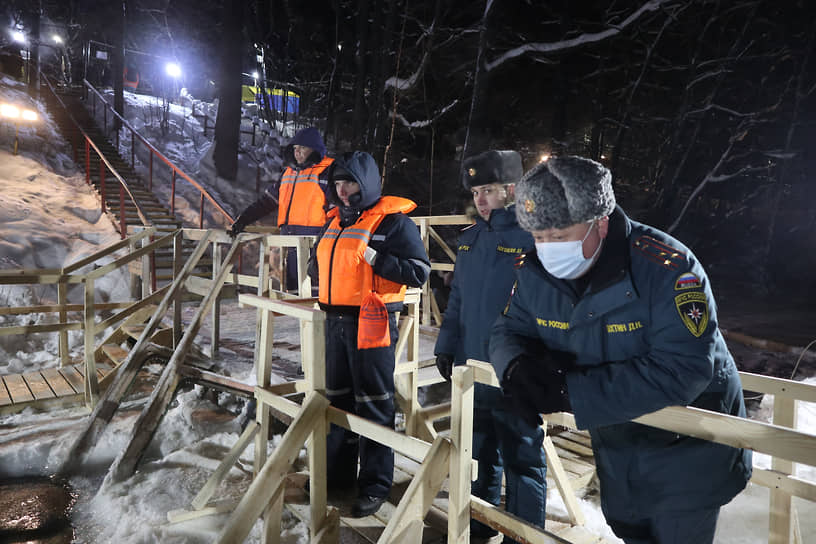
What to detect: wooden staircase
<box><xmin>40</xmin><ymin>83</ymin><xmax>214</xmax><ymax>286</ymax></box>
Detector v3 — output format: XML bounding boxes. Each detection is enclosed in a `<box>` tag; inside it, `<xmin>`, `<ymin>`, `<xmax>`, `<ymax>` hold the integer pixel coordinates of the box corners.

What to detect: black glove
<box><xmin>435</xmin><ymin>353</ymin><xmax>454</xmax><ymax>381</ymax></box>
<box><xmin>228</xmin><ymin>217</ymin><xmax>248</xmax><ymax>238</ymax></box>
<box><xmin>501</xmin><ymin>350</ymin><xmax>576</xmax><ymax>426</ymax></box>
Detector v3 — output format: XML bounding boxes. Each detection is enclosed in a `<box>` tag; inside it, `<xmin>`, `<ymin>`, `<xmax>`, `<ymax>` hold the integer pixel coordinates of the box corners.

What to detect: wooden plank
<box><xmin>101</xmin><ymin>345</ymin><xmax>130</xmax><ymax>366</ymax></box>
<box><xmin>60</xmin><ymin>366</ymin><xmax>85</xmax><ymax>393</ymax></box>
<box><xmin>40</xmin><ymin>367</ymin><xmax>76</xmax><ymax>397</ymax></box>
<box><xmin>4</xmin><ymin>374</ymin><xmax>34</xmax><ymax>403</ymax></box>
<box><xmin>542</xmin><ymin>436</ymin><xmax>585</xmax><ymax>526</ymax></box>
<box><xmin>0</xmin><ymin>378</ymin><xmax>12</xmax><ymax>406</ymax></box>
<box><xmin>550</xmin><ymin>436</ymin><xmax>594</xmax><ymax>458</ymax></box>
<box><xmin>23</xmin><ymin>372</ymin><xmax>56</xmax><ymax>400</ymax></box>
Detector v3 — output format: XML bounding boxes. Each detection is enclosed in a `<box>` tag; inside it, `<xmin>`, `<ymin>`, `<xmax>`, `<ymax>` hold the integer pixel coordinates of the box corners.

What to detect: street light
<box><xmin>165</xmin><ymin>62</ymin><xmax>181</xmax><ymax>78</ymax></box>
<box><xmin>1</xmin><ymin>103</ymin><xmax>38</xmax><ymax>155</ymax></box>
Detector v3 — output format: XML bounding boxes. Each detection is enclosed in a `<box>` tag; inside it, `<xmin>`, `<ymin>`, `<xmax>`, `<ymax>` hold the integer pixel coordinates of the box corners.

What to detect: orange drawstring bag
<box><xmin>358</xmin><ymin>290</ymin><xmax>390</xmax><ymax>349</ymax></box>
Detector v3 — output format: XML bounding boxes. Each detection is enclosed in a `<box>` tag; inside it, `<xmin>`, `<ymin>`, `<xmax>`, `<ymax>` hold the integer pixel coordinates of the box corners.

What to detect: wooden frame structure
<box><xmin>0</xmin><ymin>227</ymin><xmax>177</xmax><ymax>412</ymax></box>
<box><xmin>7</xmin><ymin>225</ymin><xmax>814</xmax><ymax>543</ymax></box>
<box><xmin>167</xmin><ymin>285</ymin><xmax>596</xmax><ymax>543</ymax></box>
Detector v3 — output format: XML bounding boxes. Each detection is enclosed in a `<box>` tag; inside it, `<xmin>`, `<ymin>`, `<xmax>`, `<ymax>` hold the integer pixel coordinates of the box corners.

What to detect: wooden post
<box><xmin>253</xmin><ymin>236</ymin><xmax>270</xmax><ymax>367</ymax></box>
<box><xmin>83</xmin><ymin>277</ymin><xmax>100</xmax><ymax>407</ymax></box>
<box><xmin>769</xmin><ymin>396</ymin><xmax>797</xmax><ymax>544</ymax></box>
<box><xmin>172</xmin><ymin>231</ymin><xmax>183</xmax><ymax>346</ymax></box>
<box><xmin>253</xmin><ymin>307</ymin><xmax>275</xmax><ymax>476</ymax></box>
<box><xmin>418</xmin><ymin>218</ymin><xmax>431</xmax><ymax>326</ymax></box>
<box><xmin>211</xmin><ymin>241</ymin><xmax>222</xmax><ymax>358</ymax></box>
<box><xmin>138</xmin><ymin>232</ymin><xmax>149</xmax><ymax>299</ymax></box>
<box><xmin>449</xmin><ymin>365</ymin><xmax>474</xmax><ymax>543</ymax></box>
<box><xmin>306</xmin><ymin>312</ymin><xmax>327</xmax><ymax>541</ymax></box>
<box><xmin>295</xmin><ymin>235</ymin><xmax>313</xmax><ymax>296</ymax></box>
<box><xmin>58</xmin><ymin>280</ymin><xmax>68</xmax><ymax>368</ymax></box>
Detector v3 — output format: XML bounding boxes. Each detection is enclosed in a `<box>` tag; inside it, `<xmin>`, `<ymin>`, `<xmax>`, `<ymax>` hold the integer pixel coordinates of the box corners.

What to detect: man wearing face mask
<box><xmin>489</xmin><ymin>156</ymin><xmax>751</xmax><ymax>544</ymax></box>
<box><xmin>434</xmin><ymin>150</ymin><xmax>544</xmax><ymax>542</ymax></box>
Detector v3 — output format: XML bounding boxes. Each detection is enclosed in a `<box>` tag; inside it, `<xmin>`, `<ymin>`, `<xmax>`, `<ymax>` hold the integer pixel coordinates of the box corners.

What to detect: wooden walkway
<box><xmin>0</xmin><ymin>361</ymin><xmax>115</xmax><ymax>415</ymax></box>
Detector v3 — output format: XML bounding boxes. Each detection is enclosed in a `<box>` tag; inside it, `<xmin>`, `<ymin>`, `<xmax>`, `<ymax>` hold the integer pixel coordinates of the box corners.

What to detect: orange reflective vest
<box><xmin>277</xmin><ymin>156</ymin><xmax>334</xmax><ymax>227</ymax></box>
<box><xmin>317</xmin><ymin>196</ymin><xmax>417</xmax><ymax>307</ymax></box>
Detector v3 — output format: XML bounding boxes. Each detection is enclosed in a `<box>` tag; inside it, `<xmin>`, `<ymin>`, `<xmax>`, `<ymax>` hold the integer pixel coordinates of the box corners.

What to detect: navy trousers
<box><xmin>607</xmin><ymin>507</ymin><xmax>720</xmax><ymax>544</ymax></box>
<box><xmin>325</xmin><ymin>312</ymin><xmax>398</xmax><ymax>498</ymax></box>
<box><xmin>471</xmin><ymin>383</ymin><xmax>547</xmax><ymax>543</ymax></box>
<box><xmin>279</xmin><ymin>224</ymin><xmax>322</xmax><ymax>293</ymax></box>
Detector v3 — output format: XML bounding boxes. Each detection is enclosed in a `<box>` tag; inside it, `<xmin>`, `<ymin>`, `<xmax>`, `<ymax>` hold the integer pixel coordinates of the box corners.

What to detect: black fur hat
<box><xmin>462</xmin><ymin>150</ymin><xmax>523</xmax><ymax>190</ymax></box>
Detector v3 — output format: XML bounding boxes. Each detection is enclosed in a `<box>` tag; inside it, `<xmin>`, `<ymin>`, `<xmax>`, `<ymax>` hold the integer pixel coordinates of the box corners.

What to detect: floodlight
<box><xmin>165</xmin><ymin>62</ymin><xmax>181</xmax><ymax>78</ymax></box>
<box><xmin>12</xmin><ymin>30</ymin><xmax>25</xmax><ymax>43</ymax></box>
<box><xmin>0</xmin><ymin>104</ymin><xmax>20</xmax><ymax>119</ymax></box>
<box><xmin>52</xmin><ymin>34</ymin><xmax>62</xmax><ymax>44</ymax></box>
<box><xmin>22</xmin><ymin>109</ymin><xmax>37</xmax><ymax>121</ymax></box>
<box><xmin>539</xmin><ymin>153</ymin><xmax>550</xmax><ymax>163</ymax></box>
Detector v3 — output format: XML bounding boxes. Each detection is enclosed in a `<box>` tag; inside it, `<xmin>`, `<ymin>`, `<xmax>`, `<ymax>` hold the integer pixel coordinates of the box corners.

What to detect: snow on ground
<box><xmin>1</xmin><ymin>76</ymin><xmax>815</xmax><ymax>543</ymax></box>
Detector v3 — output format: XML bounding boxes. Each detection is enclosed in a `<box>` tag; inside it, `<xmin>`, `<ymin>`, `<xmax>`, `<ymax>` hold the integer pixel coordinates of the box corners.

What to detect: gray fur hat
<box><xmin>462</xmin><ymin>150</ymin><xmax>523</xmax><ymax>190</ymax></box>
<box><xmin>515</xmin><ymin>156</ymin><xmax>615</xmax><ymax>231</ymax></box>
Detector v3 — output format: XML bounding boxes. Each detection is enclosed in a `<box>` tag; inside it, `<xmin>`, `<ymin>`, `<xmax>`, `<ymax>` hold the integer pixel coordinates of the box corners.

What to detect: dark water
<box><xmin>0</xmin><ymin>476</ymin><xmax>74</xmax><ymax>544</ymax></box>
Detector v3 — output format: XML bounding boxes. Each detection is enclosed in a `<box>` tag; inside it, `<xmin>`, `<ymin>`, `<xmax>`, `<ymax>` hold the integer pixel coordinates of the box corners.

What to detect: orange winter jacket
<box><xmin>277</xmin><ymin>156</ymin><xmax>334</xmax><ymax>227</ymax></box>
<box><xmin>317</xmin><ymin>196</ymin><xmax>416</xmax><ymax>307</ymax></box>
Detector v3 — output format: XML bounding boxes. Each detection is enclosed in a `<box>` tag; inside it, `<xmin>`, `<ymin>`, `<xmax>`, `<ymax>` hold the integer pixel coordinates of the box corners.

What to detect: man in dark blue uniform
<box><xmin>490</xmin><ymin>156</ymin><xmax>751</xmax><ymax>544</ymax></box>
<box><xmin>434</xmin><ymin>150</ymin><xmax>544</xmax><ymax>542</ymax></box>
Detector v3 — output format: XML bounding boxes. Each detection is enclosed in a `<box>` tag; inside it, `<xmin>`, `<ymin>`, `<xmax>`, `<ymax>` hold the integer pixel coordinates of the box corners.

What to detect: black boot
<box><xmin>351</xmin><ymin>494</ymin><xmax>386</xmax><ymax>517</ymax></box>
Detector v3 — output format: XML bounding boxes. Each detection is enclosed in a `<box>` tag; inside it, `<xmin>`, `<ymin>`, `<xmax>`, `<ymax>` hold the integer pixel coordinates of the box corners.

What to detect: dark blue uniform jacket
<box><xmin>435</xmin><ymin>206</ymin><xmax>534</xmax><ymax>363</ymax></box>
<box><xmin>490</xmin><ymin>207</ymin><xmax>751</xmax><ymax>519</ymax></box>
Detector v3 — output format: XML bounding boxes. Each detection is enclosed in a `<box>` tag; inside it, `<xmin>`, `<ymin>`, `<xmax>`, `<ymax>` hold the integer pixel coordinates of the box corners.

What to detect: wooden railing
<box><xmin>0</xmin><ymin>227</ymin><xmax>176</xmax><ymax>407</ymax></box>
<box><xmin>81</xmin><ymin>80</ymin><xmax>234</xmax><ymax>228</ymax></box>
<box><xmin>410</xmin><ymin>214</ymin><xmax>471</xmax><ymax>326</ymax></box>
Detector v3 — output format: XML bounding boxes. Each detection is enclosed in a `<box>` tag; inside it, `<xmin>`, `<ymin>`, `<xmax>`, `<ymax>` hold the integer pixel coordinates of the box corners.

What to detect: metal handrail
<box><xmin>40</xmin><ymin>73</ymin><xmax>153</xmax><ymax>237</ymax></box>
<box><xmin>81</xmin><ymin>80</ymin><xmax>235</xmax><ymax>228</ymax></box>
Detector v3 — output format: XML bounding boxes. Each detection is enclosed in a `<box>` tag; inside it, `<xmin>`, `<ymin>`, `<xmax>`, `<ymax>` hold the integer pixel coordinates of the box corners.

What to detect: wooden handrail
<box><xmin>82</xmin><ymin>80</ymin><xmax>235</xmax><ymax>226</ymax></box>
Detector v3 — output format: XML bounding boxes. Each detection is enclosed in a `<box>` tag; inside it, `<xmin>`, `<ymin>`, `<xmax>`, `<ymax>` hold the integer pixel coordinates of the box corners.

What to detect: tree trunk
<box><xmin>461</xmin><ymin>0</ymin><xmax>495</xmax><ymax>163</ymax></box>
<box><xmin>28</xmin><ymin>1</ymin><xmax>41</xmax><ymax>92</ymax></box>
<box><xmin>213</xmin><ymin>1</ymin><xmax>244</xmax><ymax>181</ymax></box>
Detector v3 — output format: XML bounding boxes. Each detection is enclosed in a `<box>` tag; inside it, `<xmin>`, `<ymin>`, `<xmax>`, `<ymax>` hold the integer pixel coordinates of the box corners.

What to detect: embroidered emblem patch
<box><xmin>524</xmin><ymin>199</ymin><xmax>535</xmax><ymax>213</ymax></box>
<box><xmin>468</xmin><ymin>167</ymin><xmax>477</xmax><ymax>177</ymax></box>
<box><xmin>674</xmin><ymin>272</ymin><xmax>701</xmax><ymax>290</ymax></box>
<box><xmin>675</xmin><ymin>291</ymin><xmax>709</xmax><ymax>337</ymax></box>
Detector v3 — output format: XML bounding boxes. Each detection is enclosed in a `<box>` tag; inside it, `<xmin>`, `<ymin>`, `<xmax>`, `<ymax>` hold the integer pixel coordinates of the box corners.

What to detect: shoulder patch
<box><xmin>514</xmin><ymin>252</ymin><xmax>530</xmax><ymax>269</ymax></box>
<box><xmin>674</xmin><ymin>272</ymin><xmax>701</xmax><ymax>290</ymax></box>
<box><xmin>675</xmin><ymin>291</ymin><xmax>709</xmax><ymax>337</ymax></box>
<box><xmin>633</xmin><ymin>235</ymin><xmax>686</xmax><ymax>270</ymax></box>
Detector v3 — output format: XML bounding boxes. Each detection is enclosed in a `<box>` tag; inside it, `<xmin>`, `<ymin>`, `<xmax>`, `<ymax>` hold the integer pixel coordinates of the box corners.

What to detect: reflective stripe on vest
<box><xmin>317</xmin><ymin>206</ymin><xmax>407</xmax><ymax>307</ymax></box>
<box><xmin>278</xmin><ymin>156</ymin><xmax>334</xmax><ymax>227</ymax></box>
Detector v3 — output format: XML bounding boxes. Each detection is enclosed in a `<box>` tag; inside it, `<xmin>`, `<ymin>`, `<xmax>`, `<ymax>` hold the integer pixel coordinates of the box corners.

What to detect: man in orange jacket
<box><xmin>230</xmin><ymin>126</ymin><xmax>334</xmax><ymax>291</ymax></box>
<box><xmin>309</xmin><ymin>151</ymin><xmax>430</xmax><ymax>517</ymax></box>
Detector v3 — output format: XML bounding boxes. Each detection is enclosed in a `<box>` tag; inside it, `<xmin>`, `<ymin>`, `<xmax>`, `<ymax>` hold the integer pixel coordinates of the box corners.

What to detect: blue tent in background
<box><xmin>241</xmin><ymin>85</ymin><xmax>300</xmax><ymax>115</ymax></box>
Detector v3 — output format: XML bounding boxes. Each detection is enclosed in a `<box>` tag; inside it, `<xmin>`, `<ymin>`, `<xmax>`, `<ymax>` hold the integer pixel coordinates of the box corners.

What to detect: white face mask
<box><xmin>535</xmin><ymin>221</ymin><xmax>602</xmax><ymax>279</ymax></box>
